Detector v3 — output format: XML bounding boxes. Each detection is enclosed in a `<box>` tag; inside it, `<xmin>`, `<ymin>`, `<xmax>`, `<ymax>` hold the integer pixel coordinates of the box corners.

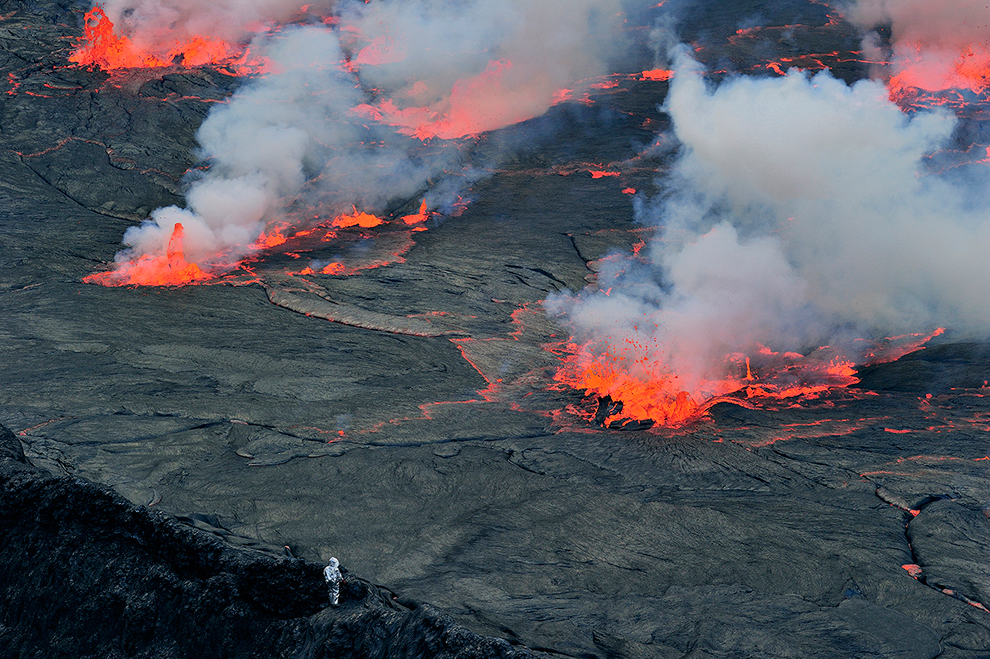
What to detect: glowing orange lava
<box><xmin>892</xmin><ymin>45</ymin><xmax>990</xmax><ymax>95</ymax></box>
<box><xmin>83</xmin><ymin>223</ymin><xmax>212</xmax><ymax>287</ymax></box>
<box><xmin>554</xmin><ymin>329</ymin><xmax>943</xmax><ymax>429</ymax></box>
<box><xmin>640</xmin><ymin>69</ymin><xmax>673</xmax><ymax>82</ymax></box>
<box><xmin>331</xmin><ymin>207</ymin><xmax>383</xmax><ymax>228</ymax></box>
<box><xmin>401</xmin><ymin>199</ymin><xmax>429</xmax><ymax>225</ymax></box>
<box><xmin>254</xmin><ymin>226</ymin><xmax>288</xmax><ymax>249</ymax></box>
<box><xmin>554</xmin><ymin>344</ymin><xmax>856</xmax><ymax>427</ymax></box>
<box><xmin>886</xmin><ymin>44</ymin><xmax>990</xmax><ymax>108</ymax></box>
<box><xmin>70</xmin><ymin>6</ymin><xmax>239</xmax><ymax>70</ymax></box>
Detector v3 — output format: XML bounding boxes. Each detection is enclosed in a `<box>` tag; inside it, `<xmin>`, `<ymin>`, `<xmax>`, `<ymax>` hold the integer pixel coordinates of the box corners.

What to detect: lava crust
<box><xmin>3</xmin><ymin>1</ymin><xmax>990</xmax><ymax>658</ymax></box>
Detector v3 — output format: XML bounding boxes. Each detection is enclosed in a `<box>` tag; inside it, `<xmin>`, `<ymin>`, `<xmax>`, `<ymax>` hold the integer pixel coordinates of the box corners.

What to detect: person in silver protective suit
<box><xmin>323</xmin><ymin>557</ymin><xmax>342</xmax><ymax>606</ymax></box>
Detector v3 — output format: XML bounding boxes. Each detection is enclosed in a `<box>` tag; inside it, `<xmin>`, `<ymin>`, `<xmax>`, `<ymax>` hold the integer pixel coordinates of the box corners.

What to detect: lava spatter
<box><xmin>83</xmin><ymin>223</ymin><xmax>211</xmax><ymax>287</ymax></box>
<box><xmin>70</xmin><ymin>7</ymin><xmax>237</xmax><ymax>70</ymax></box>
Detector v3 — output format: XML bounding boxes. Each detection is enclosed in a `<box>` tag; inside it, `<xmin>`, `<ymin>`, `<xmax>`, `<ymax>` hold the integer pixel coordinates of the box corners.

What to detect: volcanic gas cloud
<box><xmin>548</xmin><ymin>36</ymin><xmax>990</xmax><ymax>426</ymax></box>
<box><xmin>848</xmin><ymin>0</ymin><xmax>990</xmax><ymax>101</ymax></box>
<box><xmin>81</xmin><ymin>0</ymin><xmax>626</xmax><ymax>286</ymax></box>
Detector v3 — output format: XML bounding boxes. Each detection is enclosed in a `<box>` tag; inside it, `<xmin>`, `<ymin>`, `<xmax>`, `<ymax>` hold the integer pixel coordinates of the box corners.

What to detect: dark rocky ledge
<box><xmin>0</xmin><ymin>424</ymin><xmax>539</xmax><ymax>659</ymax></box>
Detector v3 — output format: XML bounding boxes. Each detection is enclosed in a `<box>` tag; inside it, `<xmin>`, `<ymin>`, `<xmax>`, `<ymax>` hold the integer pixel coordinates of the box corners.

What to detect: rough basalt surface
<box><xmin>0</xmin><ymin>425</ymin><xmax>538</xmax><ymax>659</ymax></box>
<box><xmin>3</xmin><ymin>1</ymin><xmax>990</xmax><ymax>658</ymax></box>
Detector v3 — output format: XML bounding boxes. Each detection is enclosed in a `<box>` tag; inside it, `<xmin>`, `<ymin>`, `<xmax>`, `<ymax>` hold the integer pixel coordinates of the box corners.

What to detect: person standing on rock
<box><xmin>324</xmin><ymin>557</ymin><xmax>342</xmax><ymax>606</ymax></box>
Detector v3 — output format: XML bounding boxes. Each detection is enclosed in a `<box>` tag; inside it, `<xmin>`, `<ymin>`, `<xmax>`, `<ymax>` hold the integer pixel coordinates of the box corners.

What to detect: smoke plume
<box><xmin>846</xmin><ymin>0</ymin><xmax>990</xmax><ymax>93</ymax></box>
<box><xmin>97</xmin><ymin>0</ymin><xmax>331</xmax><ymax>53</ymax></box>
<box><xmin>118</xmin><ymin>24</ymin><xmax>460</xmax><ymax>267</ymax></box>
<box><xmin>95</xmin><ymin>0</ymin><xmax>626</xmax><ymax>276</ymax></box>
<box><xmin>548</xmin><ymin>46</ymin><xmax>990</xmax><ymax>414</ymax></box>
<box><xmin>339</xmin><ymin>0</ymin><xmax>625</xmax><ymax>138</ymax></box>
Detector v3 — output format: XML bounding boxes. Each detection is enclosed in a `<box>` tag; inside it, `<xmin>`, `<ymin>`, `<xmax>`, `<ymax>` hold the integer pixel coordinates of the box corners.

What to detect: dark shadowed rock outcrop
<box><xmin>0</xmin><ymin>424</ymin><xmax>539</xmax><ymax>659</ymax></box>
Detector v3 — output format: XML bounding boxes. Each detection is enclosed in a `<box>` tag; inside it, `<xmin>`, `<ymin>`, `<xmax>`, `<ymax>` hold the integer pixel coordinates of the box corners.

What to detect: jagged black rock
<box><xmin>0</xmin><ymin>425</ymin><xmax>538</xmax><ymax>659</ymax></box>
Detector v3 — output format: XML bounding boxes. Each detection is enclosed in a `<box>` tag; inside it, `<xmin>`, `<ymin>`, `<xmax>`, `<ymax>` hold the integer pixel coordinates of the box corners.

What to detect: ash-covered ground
<box><xmin>3</xmin><ymin>1</ymin><xmax>990</xmax><ymax>658</ymax></box>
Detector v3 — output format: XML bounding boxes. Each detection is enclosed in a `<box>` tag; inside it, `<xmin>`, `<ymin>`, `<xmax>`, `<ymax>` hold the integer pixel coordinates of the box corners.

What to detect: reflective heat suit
<box><xmin>324</xmin><ymin>557</ymin><xmax>342</xmax><ymax>606</ymax></box>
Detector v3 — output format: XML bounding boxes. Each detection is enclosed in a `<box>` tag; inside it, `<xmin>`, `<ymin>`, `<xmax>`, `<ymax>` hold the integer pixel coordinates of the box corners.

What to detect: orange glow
<box><xmin>351</xmin><ymin>58</ymin><xmax>581</xmax><ymax>140</ymax></box>
<box><xmin>331</xmin><ymin>207</ymin><xmax>383</xmax><ymax>228</ymax></box>
<box><xmin>551</xmin><ymin>335</ymin><xmax>935</xmax><ymax>427</ymax></box>
<box><xmin>354</xmin><ymin>35</ymin><xmax>406</xmax><ymax>67</ymax></box>
<box><xmin>70</xmin><ymin>6</ymin><xmax>240</xmax><ymax>70</ymax></box>
<box><xmin>83</xmin><ymin>223</ymin><xmax>212</xmax><ymax>287</ymax></box>
<box><xmin>554</xmin><ymin>355</ymin><xmax>728</xmax><ymax>426</ymax></box>
<box><xmin>551</xmin><ymin>88</ymin><xmax>576</xmax><ymax>104</ymax></box>
<box><xmin>68</xmin><ymin>6</ymin><xmax>272</xmax><ymax>74</ymax></box>
<box><xmin>254</xmin><ymin>227</ymin><xmax>288</xmax><ymax>249</ymax></box>
<box><xmin>321</xmin><ymin>262</ymin><xmax>345</xmax><ymax>275</ymax></box>
<box><xmin>400</xmin><ymin>199</ymin><xmax>429</xmax><ymax>224</ymax></box>
<box><xmin>640</xmin><ymin>69</ymin><xmax>673</xmax><ymax>82</ymax></box>
<box><xmin>590</xmin><ymin>79</ymin><xmax>620</xmax><ymax>90</ymax></box>
<box><xmin>590</xmin><ymin>170</ymin><xmax>620</xmax><ymax>178</ymax></box>
<box><xmin>887</xmin><ymin>43</ymin><xmax>990</xmax><ymax>106</ymax></box>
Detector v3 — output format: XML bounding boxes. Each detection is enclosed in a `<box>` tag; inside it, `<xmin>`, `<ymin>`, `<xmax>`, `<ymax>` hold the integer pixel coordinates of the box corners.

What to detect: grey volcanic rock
<box><xmin>856</xmin><ymin>342</ymin><xmax>990</xmax><ymax>393</ymax></box>
<box><xmin>2</xmin><ymin>1</ymin><xmax>990</xmax><ymax>658</ymax></box>
<box><xmin>0</xmin><ymin>424</ymin><xmax>538</xmax><ymax>659</ymax></box>
<box><xmin>908</xmin><ymin>499</ymin><xmax>990</xmax><ymax>607</ymax></box>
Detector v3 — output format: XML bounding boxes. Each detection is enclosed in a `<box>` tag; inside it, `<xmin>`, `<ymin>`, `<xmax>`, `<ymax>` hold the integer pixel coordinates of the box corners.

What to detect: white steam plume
<box><xmin>845</xmin><ymin>0</ymin><xmax>990</xmax><ymax>92</ymax></box>
<box><xmin>847</xmin><ymin>0</ymin><xmax>990</xmax><ymax>48</ymax></box>
<box><xmin>98</xmin><ymin>0</ymin><xmax>627</xmax><ymax>273</ymax></box>
<box><xmin>119</xmin><ymin>24</ymin><xmax>460</xmax><ymax>266</ymax></box>
<box><xmin>98</xmin><ymin>0</ymin><xmax>332</xmax><ymax>50</ymax></box>
<box><xmin>339</xmin><ymin>0</ymin><xmax>625</xmax><ymax>137</ymax></box>
<box><xmin>548</xmin><ymin>47</ymin><xmax>990</xmax><ymax>407</ymax></box>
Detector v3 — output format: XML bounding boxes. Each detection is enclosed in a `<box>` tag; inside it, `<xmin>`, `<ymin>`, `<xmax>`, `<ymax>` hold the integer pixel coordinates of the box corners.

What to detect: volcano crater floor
<box><xmin>3</xmin><ymin>2</ymin><xmax>990</xmax><ymax>658</ymax></box>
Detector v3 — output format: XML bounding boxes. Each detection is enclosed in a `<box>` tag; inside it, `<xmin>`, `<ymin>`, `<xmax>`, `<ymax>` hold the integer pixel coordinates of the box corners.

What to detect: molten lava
<box><xmin>640</xmin><ymin>69</ymin><xmax>673</xmax><ymax>82</ymax></box>
<box><xmin>83</xmin><ymin>223</ymin><xmax>211</xmax><ymax>287</ymax></box>
<box><xmin>555</xmin><ymin>331</ymin><xmax>943</xmax><ymax>429</ymax></box>
<box><xmin>70</xmin><ymin>6</ymin><xmax>241</xmax><ymax>71</ymax></box>
<box><xmin>401</xmin><ymin>199</ymin><xmax>429</xmax><ymax>225</ymax></box>
<box><xmin>254</xmin><ymin>226</ymin><xmax>288</xmax><ymax>249</ymax></box>
<box><xmin>331</xmin><ymin>207</ymin><xmax>383</xmax><ymax>229</ymax></box>
<box><xmin>884</xmin><ymin>44</ymin><xmax>990</xmax><ymax>109</ymax></box>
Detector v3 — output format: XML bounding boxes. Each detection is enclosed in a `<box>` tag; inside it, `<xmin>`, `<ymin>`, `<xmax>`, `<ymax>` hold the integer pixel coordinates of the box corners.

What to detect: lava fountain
<box><xmin>70</xmin><ymin>6</ymin><xmax>238</xmax><ymax>70</ymax></box>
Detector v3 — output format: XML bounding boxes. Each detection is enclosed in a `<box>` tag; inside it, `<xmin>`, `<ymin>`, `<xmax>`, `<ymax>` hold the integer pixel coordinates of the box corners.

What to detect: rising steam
<box><xmin>548</xmin><ymin>45</ymin><xmax>990</xmax><ymax>422</ymax></box>
<box><xmin>340</xmin><ymin>0</ymin><xmax>625</xmax><ymax>138</ymax></box>
<box><xmin>119</xmin><ymin>25</ymin><xmax>459</xmax><ymax>267</ymax></box>
<box><xmin>95</xmin><ymin>0</ymin><xmax>331</xmax><ymax>55</ymax></box>
<box><xmin>90</xmin><ymin>0</ymin><xmax>626</xmax><ymax>281</ymax></box>
<box><xmin>846</xmin><ymin>0</ymin><xmax>990</xmax><ymax>94</ymax></box>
